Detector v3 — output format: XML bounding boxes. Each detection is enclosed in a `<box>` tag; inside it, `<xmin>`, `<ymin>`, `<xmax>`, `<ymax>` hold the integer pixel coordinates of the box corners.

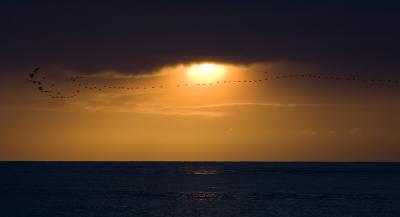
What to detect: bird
<box><xmin>26</xmin><ymin>67</ymin><xmax>398</xmax><ymax>101</ymax></box>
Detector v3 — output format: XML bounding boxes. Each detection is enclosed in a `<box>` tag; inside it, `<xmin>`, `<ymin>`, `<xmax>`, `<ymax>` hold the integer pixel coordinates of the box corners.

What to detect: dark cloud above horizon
<box><xmin>2</xmin><ymin>1</ymin><xmax>400</xmax><ymax>76</ymax></box>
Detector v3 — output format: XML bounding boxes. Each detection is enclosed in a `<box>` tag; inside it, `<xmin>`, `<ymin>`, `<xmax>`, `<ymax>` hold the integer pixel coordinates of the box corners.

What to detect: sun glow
<box><xmin>186</xmin><ymin>63</ymin><xmax>226</xmax><ymax>83</ymax></box>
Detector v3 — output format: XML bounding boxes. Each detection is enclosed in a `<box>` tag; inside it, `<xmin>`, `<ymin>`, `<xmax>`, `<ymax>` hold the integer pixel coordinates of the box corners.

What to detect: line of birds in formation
<box><xmin>27</xmin><ymin>67</ymin><xmax>399</xmax><ymax>99</ymax></box>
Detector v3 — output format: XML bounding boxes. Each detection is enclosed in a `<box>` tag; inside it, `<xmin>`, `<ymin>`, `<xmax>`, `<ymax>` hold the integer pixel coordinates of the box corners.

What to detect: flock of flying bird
<box><xmin>27</xmin><ymin>67</ymin><xmax>399</xmax><ymax>99</ymax></box>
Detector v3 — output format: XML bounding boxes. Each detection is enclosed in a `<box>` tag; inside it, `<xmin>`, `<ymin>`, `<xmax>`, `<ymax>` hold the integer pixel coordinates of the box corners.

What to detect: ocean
<box><xmin>0</xmin><ymin>162</ymin><xmax>399</xmax><ymax>217</ymax></box>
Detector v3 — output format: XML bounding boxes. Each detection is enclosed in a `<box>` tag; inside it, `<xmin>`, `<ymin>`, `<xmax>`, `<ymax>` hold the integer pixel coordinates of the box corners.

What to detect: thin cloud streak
<box><xmin>87</xmin><ymin>102</ymin><xmax>327</xmax><ymax>117</ymax></box>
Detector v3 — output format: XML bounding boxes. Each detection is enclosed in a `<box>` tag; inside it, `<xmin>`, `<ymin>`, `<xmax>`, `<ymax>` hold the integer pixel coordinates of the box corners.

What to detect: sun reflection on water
<box><xmin>188</xmin><ymin>169</ymin><xmax>219</xmax><ymax>175</ymax></box>
<box><xmin>180</xmin><ymin>191</ymin><xmax>222</xmax><ymax>201</ymax></box>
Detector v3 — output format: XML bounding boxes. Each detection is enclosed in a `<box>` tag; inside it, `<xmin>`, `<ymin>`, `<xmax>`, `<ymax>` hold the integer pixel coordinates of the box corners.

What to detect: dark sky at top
<box><xmin>2</xmin><ymin>1</ymin><xmax>400</xmax><ymax>76</ymax></box>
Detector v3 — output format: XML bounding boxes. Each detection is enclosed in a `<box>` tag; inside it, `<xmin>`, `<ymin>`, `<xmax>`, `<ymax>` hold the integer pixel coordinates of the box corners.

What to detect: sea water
<box><xmin>1</xmin><ymin>162</ymin><xmax>399</xmax><ymax>217</ymax></box>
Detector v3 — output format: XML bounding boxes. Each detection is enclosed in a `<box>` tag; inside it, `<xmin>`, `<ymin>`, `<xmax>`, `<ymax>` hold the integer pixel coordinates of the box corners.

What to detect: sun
<box><xmin>186</xmin><ymin>63</ymin><xmax>226</xmax><ymax>83</ymax></box>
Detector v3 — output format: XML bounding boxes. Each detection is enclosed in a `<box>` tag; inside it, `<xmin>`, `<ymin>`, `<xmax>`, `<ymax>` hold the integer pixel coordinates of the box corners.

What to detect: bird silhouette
<box><xmin>27</xmin><ymin>66</ymin><xmax>399</xmax><ymax>100</ymax></box>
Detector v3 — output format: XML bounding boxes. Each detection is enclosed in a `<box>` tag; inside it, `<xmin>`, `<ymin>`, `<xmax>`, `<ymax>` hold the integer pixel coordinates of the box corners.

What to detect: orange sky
<box><xmin>1</xmin><ymin>62</ymin><xmax>399</xmax><ymax>161</ymax></box>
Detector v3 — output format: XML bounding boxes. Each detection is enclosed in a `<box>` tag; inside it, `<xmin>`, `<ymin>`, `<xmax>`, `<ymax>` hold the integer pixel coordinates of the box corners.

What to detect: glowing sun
<box><xmin>186</xmin><ymin>63</ymin><xmax>226</xmax><ymax>83</ymax></box>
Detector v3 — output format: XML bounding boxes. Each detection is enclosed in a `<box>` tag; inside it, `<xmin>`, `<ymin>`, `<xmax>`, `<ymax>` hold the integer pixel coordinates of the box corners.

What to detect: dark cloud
<box><xmin>1</xmin><ymin>1</ymin><xmax>400</xmax><ymax>76</ymax></box>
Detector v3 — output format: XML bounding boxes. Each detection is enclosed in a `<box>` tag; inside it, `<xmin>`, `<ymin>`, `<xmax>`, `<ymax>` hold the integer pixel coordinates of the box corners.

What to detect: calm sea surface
<box><xmin>1</xmin><ymin>162</ymin><xmax>400</xmax><ymax>217</ymax></box>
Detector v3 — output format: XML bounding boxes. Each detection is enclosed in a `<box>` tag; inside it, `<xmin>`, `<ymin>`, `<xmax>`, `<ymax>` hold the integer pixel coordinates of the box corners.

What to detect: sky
<box><xmin>0</xmin><ymin>1</ymin><xmax>399</xmax><ymax>161</ymax></box>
